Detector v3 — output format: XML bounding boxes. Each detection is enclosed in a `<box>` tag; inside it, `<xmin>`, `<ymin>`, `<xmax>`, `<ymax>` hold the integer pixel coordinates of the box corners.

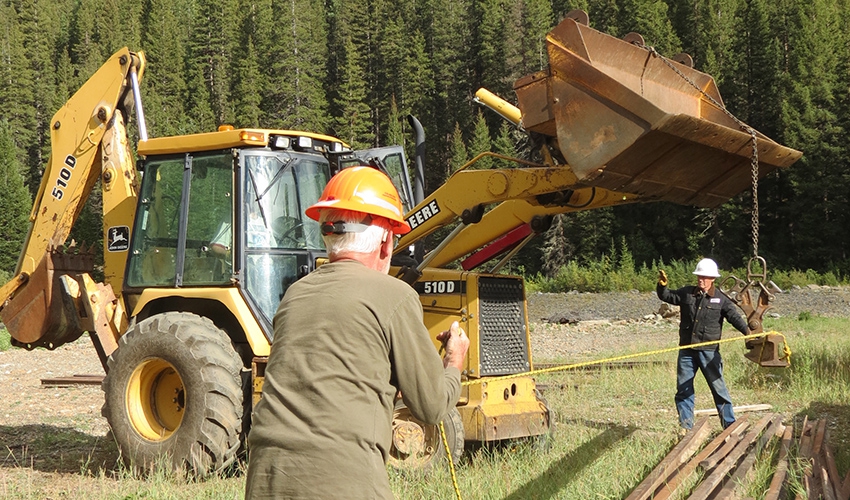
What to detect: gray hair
<box><xmin>319</xmin><ymin>209</ymin><xmax>392</xmax><ymax>256</ymax></box>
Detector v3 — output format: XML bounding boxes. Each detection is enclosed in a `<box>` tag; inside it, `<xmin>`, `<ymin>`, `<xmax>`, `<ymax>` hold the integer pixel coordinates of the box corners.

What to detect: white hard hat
<box><xmin>692</xmin><ymin>258</ymin><xmax>721</xmax><ymax>278</ymax></box>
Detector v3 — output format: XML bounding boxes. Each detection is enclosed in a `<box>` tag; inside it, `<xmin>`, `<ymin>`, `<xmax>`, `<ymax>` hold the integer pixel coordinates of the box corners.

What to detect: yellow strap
<box><xmin>439</xmin><ymin>421</ymin><xmax>463</xmax><ymax>500</ymax></box>
<box><xmin>461</xmin><ymin>331</ymin><xmax>790</xmax><ymax>386</ymax></box>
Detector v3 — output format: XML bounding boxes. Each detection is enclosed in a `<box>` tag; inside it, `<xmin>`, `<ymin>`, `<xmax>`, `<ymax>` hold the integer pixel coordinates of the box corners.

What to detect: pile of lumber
<box><xmin>795</xmin><ymin>417</ymin><xmax>850</xmax><ymax>500</ymax></box>
<box><xmin>625</xmin><ymin>413</ymin><xmax>849</xmax><ymax>500</ymax></box>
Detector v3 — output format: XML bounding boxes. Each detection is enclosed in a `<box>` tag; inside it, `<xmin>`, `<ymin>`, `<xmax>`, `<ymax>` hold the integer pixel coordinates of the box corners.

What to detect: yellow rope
<box><xmin>461</xmin><ymin>330</ymin><xmax>790</xmax><ymax>386</ymax></box>
<box><xmin>439</xmin><ymin>421</ymin><xmax>463</xmax><ymax>500</ymax></box>
<box><xmin>440</xmin><ymin>330</ymin><xmax>791</xmax><ymax>499</ymax></box>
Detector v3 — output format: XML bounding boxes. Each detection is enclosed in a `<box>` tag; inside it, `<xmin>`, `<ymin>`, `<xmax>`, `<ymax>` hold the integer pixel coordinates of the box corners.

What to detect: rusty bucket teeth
<box><xmin>48</xmin><ymin>242</ymin><xmax>96</xmax><ymax>273</ymax></box>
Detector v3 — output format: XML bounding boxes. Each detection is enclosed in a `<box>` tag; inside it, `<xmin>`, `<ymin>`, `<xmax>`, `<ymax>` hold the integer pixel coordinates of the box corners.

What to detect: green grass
<box><xmin>1</xmin><ymin>316</ymin><xmax>847</xmax><ymax>498</ymax></box>
<box><xmin>388</xmin><ymin>314</ymin><xmax>850</xmax><ymax>499</ymax></box>
<box><xmin>1</xmin><ymin>327</ymin><xmax>11</xmax><ymax>351</ymax></box>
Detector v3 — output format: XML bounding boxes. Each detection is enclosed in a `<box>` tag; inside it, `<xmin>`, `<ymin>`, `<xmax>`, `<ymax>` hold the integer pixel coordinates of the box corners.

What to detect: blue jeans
<box><xmin>675</xmin><ymin>348</ymin><xmax>735</xmax><ymax>429</ymax></box>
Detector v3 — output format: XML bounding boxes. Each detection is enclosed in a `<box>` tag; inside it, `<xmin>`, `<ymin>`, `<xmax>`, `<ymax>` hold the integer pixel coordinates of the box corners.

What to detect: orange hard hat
<box><xmin>306</xmin><ymin>166</ymin><xmax>411</xmax><ymax>234</ymax></box>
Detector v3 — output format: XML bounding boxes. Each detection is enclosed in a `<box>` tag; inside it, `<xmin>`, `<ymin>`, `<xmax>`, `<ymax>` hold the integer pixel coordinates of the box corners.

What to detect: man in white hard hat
<box><xmin>657</xmin><ymin>258</ymin><xmax>750</xmax><ymax>431</ymax></box>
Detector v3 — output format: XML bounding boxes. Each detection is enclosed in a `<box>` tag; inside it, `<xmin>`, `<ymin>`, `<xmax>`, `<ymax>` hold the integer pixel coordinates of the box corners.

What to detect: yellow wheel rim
<box><xmin>126</xmin><ymin>358</ymin><xmax>185</xmax><ymax>441</ymax></box>
<box><xmin>389</xmin><ymin>407</ymin><xmax>439</xmax><ymax>469</ymax></box>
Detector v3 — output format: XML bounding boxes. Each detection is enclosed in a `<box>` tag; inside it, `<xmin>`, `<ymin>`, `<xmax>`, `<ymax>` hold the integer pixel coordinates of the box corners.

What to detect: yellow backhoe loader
<box><xmin>0</xmin><ymin>11</ymin><xmax>800</xmax><ymax>476</ymax></box>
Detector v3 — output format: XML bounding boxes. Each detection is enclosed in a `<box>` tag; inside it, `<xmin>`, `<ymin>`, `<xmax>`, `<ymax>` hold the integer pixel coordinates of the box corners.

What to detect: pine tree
<box><xmin>233</xmin><ymin>35</ymin><xmax>263</xmax><ymax>128</ymax></box>
<box><xmin>186</xmin><ymin>64</ymin><xmax>217</xmax><ymax>133</ymax></box>
<box><xmin>503</xmin><ymin>0</ymin><xmax>525</xmax><ymax>90</ymax></box>
<box><xmin>375</xmin><ymin>13</ymin><xmax>408</xmax><ymax>144</ymax></box>
<box><xmin>0</xmin><ymin>120</ymin><xmax>32</xmax><ymax>277</ymax></box>
<box><xmin>374</xmin><ymin>3</ymin><xmax>429</xmax><ymax>145</ymax></box>
<box><xmin>589</xmin><ymin>0</ymin><xmax>622</xmax><ymax>36</ymax></box>
<box><xmin>449</xmin><ymin>122</ymin><xmax>468</xmax><ymax>171</ymax></box>
<box><xmin>187</xmin><ymin>0</ymin><xmax>237</xmax><ymax>127</ymax></box>
<box><xmin>492</xmin><ymin>122</ymin><xmax>517</xmax><ymax>168</ymax></box>
<box><xmin>257</xmin><ymin>0</ymin><xmax>329</xmax><ymax>131</ymax></box>
<box><xmin>776</xmin><ymin>0</ymin><xmax>845</xmax><ymax>270</ymax></box>
<box><xmin>474</xmin><ymin>0</ymin><xmax>509</xmax><ymax>96</ymax></box>
<box><xmin>542</xmin><ymin>214</ymin><xmax>571</xmax><ymax>277</ymax></box>
<box><xmin>385</xmin><ymin>96</ymin><xmax>405</xmax><ymax>149</ymax></box>
<box><xmin>332</xmin><ymin>36</ymin><xmax>373</xmax><ymax>148</ymax></box>
<box><xmin>566</xmin><ymin>208</ymin><xmax>616</xmax><ymax>264</ymax></box>
<box><xmin>468</xmin><ymin>110</ymin><xmax>493</xmax><ymax>169</ymax></box>
<box><xmin>552</xmin><ymin>0</ymin><xmax>589</xmax><ymax>22</ymax></box>
<box><xmin>668</xmin><ymin>0</ymin><xmax>741</xmax><ymax>82</ymax></box>
<box><xmin>519</xmin><ymin>0</ymin><xmax>554</xmax><ymax>73</ymax></box>
<box><xmin>423</xmin><ymin>0</ymin><xmax>473</xmax><ymax>184</ymax></box>
<box><xmin>0</xmin><ymin>1</ymin><xmax>34</xmax><ymax>175</ymax></box>
<box><xmin>141</xmin><ymin>0</ymin><xmax>190</xmax><ymax>136</ymax></box>
<box><xmin>402</xmin><ymin>30</ymin><xmax>432</xmax><ymax>139</ymax></box>
<box><xmin>69</xmin><ymin>0</ymin><xmax>109</xmax><ymax>84</ymax></box>
<box><xmin>618</xmin><ymin>0</ymin><xmax>681</xmax><ymax>55</ymax></box>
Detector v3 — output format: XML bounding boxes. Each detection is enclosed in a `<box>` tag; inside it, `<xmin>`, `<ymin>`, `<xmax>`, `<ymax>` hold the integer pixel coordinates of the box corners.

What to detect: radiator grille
<box><xmin>478</xmin><ymin>277</ymin><xmax>529</xmax><ymax>376</ymax></box>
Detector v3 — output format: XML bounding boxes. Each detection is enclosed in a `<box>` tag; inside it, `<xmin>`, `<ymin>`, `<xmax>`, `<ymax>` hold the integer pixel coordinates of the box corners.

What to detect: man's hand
<box><xmin>436</xmin><ymin>321</ymin><xmax>470</xmax><ymax>371</ymax></box>
<box><xmin>658</xmin><ymin>269</ymin><xmax>668</xmax><ymax>287</ymax></box>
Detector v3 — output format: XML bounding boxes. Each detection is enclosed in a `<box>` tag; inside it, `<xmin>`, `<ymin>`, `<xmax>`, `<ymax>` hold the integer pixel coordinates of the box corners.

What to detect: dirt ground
<box><xmin>0</xmin><ymin>286</ymin><xmax>847</xmax><ymax>492</ymax></box>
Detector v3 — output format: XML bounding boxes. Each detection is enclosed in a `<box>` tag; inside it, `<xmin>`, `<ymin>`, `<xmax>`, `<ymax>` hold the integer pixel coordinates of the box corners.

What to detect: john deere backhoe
<box><xmin>0</xmin><ymin>11</ymin><xmax>800</xmax><ymax>476</ymax></box>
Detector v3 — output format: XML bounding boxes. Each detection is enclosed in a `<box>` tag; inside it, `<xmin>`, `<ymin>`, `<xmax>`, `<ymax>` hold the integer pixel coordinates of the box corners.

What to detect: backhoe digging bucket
<box><xmin>744</xmin><ymin>334</ymin><xmax>790</xmax><ymax>368</ymax></box>
<box><xmin>0</xmin><ymin>246</ymin><xmax>93</xmax><ymax>350</ymax></box>
<box><xmin>514</xmin><ymin>16</ymin><xmax>802</xmax><ymax>208</ymax></box>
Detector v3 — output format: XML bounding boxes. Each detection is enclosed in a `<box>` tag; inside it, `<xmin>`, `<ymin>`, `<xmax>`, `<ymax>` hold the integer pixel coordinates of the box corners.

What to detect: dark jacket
<box><xmin>657</xmin><ymin>283</ymin><xmax>749</xmax><ymax>350</ymax></box>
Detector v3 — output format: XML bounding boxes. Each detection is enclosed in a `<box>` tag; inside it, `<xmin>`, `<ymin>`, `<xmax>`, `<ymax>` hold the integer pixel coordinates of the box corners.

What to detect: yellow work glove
<box><xmin>658</xmin><ymin>269</ymin><xmax>668</xmax><ymax>287</ymax></box>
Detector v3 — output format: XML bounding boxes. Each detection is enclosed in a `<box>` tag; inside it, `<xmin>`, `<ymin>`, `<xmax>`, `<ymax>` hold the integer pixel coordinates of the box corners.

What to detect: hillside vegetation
<box><xmin>2</xmin><ymin>0</ymin><xmax>850</xmax><ymax>280</ymax></box>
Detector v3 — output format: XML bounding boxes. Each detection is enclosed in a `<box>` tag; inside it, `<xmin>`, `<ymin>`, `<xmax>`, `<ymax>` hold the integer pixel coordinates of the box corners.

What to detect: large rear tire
<box><xmin>102</xmin><ymin>312</ymin><xmax>244</xmax><ymax>476</ymax></box>
<box><xmin>388</xmin><ymin>401</ymin><xmax>464</xmax><ymax>473</ymax></box>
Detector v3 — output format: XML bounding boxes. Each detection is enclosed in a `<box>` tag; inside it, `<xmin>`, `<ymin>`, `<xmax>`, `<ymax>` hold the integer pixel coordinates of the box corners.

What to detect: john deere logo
<box><xmin>407</xmin><ymin>200</ymin><xmax>440</xmax><ymax>229</ymax></box>
<box><xmin>107</xmin><ymin>226</ymin><xmax>130</xmax><ymax>252</ymax></box>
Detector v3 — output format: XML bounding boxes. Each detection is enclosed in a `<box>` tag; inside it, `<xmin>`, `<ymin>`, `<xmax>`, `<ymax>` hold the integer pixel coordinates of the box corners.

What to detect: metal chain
<box><xmin>749</xmin><ymin>129</ymin><xmax>759</xmax><ymax>256</ymax></box>
<box><xmin>646</xmin><ymin>46</ymin><xmax>761</xmax><ymax>257</ymax></box>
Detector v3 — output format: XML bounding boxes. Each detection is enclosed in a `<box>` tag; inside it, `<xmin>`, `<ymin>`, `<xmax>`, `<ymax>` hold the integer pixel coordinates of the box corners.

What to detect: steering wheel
<box><xmin>272</xmin><ymin>216</ymin><xmax>304</xmax><ymax>247</ymax></box>
<box><xmin>277</xmin><ymin>223</ymin><xmax>304</xmax><ymax>247</ymax></box>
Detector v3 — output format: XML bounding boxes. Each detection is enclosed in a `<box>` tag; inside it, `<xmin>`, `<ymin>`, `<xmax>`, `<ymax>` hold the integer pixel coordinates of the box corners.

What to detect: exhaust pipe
<box><xmin>406</xmin><ymin>115</ymin><xmax>425</xmax><ymax>206</ymax></box>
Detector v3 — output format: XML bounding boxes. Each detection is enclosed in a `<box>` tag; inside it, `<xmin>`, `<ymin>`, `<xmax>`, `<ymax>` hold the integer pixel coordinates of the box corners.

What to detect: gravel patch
<box><xmin>527</xmin><ymin>285</ymin><xmax>850</xmax><ymax>362</ymax></box>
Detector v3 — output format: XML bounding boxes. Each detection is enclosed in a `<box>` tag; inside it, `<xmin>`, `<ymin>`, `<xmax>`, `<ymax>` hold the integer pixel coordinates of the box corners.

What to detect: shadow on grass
<box><xmin>502</xmin><ymin>419</ymin><xmax>636</xmax><ymax>500</ymax></box>
<box><xmin>0</xmin><ymin>424</ymin><xmax>119</xmax><ymax>475</ymax></box>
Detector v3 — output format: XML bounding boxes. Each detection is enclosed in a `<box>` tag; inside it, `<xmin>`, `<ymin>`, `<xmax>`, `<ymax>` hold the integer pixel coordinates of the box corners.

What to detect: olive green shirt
<box><xmin>245</xmin><ymin>260</ymin><xmax>461</xmax><ymax>499</ymax></box>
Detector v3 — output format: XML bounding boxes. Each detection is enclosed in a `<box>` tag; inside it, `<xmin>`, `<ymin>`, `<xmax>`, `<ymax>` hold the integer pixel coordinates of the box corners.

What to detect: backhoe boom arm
<box><xmin>0</xmin><ymin>48</ymin><xmax>144</xmax><ymax>352</ymax></box>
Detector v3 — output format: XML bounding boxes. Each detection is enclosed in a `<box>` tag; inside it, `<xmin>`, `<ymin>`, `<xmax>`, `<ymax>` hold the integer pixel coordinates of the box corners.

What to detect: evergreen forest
<box><xmin>1</xmin><ymin>0</ymin><xmax>849</xmax><ymax>281</ymax></box>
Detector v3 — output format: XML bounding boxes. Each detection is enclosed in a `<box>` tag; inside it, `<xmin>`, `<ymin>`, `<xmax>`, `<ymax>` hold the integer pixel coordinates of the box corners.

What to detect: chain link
<box><xmin>749</xmin><ymin>129</ymin><xmax>759</xmax><ymax>256</ymax></box>
<box><xmin>646</xmin><ymin>46</ymin><xmax>761</xmax><ymax>257</ymax></box>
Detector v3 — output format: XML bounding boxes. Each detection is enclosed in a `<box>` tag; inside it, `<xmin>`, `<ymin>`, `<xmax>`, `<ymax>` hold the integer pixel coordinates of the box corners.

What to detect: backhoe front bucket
<box><xmin>514</xmin><ymin>17</ymin><xmax>802</xmax><ymax>208</ymax></box>
<box><xmin>0</xmin><ymin>246</ymin><xmax>93</xmax><ymax>350</ymax></box>
<box><xmin>744</xmin><ymin>334</ymin><xmax>790</xmax><ymax>368</ymax></box>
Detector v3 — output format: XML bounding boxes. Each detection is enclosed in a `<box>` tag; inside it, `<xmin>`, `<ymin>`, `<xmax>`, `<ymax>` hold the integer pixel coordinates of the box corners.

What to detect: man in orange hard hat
<box><xmin>245</xmin><ymin>166</ymin><xmax>469</xmax><ymax>499</ymax></box>
<box><xmin>657</xmin><ymin>258</ymin><xmax>749</xmax><ymax>432</ymax></box>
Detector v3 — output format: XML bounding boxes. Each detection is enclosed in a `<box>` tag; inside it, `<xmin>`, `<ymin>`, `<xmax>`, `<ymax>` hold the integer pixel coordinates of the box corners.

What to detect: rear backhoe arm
<box><xmin>392</xmin><ymin>150</ymin><xmax>642</xmax><ymax>277</ymax></box>
<box><xmin>395</xmin><ymin>155</ymin><xmax>577</xmax><ymax>248</ymax></box>
<box><xmin>426</xmin><ymin>188</ymin><xmax>639</xmax><ymax>270</ymax></box>
<box><xmin>0</xmin><ymin>48</ymin><xmax>144</xmax><ymax>357</ymax></box>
